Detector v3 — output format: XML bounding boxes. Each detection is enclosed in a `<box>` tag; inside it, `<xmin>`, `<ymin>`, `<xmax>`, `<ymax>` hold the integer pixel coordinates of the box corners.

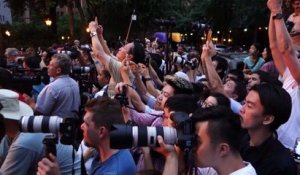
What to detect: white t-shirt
<box><xmin>277</xmin><ymin>69</ymin><xmax>300</xmax><ymax>150</ymax></box>
<box><xmin>230</xmin><ymin>161</ymin><xmax>257</xmax><ymax>175</ymax></box>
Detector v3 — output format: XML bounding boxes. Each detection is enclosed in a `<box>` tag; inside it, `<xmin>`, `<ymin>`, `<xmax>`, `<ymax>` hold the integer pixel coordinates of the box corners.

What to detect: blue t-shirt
<box><xmin>90</xmin><ymin>149</ymin><xmax>136</xmax><ymax>175</ymax></box>
<box><xmin>243</xmin><ymin>56</ymin><xmax>265</xmax><ymax>72</ymax></box>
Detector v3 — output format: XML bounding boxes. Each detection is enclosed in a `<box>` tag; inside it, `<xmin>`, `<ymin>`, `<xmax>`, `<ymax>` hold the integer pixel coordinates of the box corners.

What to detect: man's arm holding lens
<box><xmin>156</xmin><ymin>136</ymin><xmax>178</xmax><ymax>175</ymax></box>
<box><xmin>37</xmin><ymin>153</ymin><xmax>61</xmax><ymax>175</ymax></box>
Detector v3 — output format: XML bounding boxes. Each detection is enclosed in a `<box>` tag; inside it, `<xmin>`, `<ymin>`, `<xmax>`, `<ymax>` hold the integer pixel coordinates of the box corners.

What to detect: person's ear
<box><xmin>218</xmin><ymin>143</ymin><xmax>230</xmax><ymax>157</ymax></box>
<box><xmin>263</xmin><ymin>114</ymin><xmax>274</xmax><ymax>126</ymax></box>
<box><xmin>98</xmin><ymin>126</ymin><xmax>107</xmax><ymax>138</ymax></box>
<box><xmin>56</xmin><ymin>67</ymin><xmax>62</xmax><ymax>74</ymax></box>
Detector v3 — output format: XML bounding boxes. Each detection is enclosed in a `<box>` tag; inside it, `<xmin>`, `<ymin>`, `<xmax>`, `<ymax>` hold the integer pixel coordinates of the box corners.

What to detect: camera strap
<box><xmin>80</xmin><ymin>151</ymin><xmax>88</xmax><ymax>175</ymax></box>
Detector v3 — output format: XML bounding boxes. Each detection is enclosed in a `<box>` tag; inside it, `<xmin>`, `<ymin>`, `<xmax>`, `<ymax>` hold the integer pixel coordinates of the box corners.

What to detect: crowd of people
<box><xmin>0</xmin><ymin>0</ymin><xmax>299</xmax><ymax>174</ymax></box>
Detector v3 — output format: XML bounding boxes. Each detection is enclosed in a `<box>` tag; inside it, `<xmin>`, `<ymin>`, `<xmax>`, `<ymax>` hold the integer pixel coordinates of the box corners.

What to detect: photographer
<box><xmin>4</xmin><ymin>48</ymin><xmax>19</xmax><ymax>67</ymax></box>
<box><xmin>38</xmin><ymin>97</ymin><xmax>137</xmax><ymax>175</ymax></box>
<box><xmin>22</xmin><ymin>55</ymin><xmax>46</xmax><ymax>101</ymax></box>
<box><xmin>24</xmin><ymin>53</ymin><xmax>80</xmax><ymax>118</ymax></box>
<box><xmin>0</xmin><ymin>89</ymin><xmax>81</xmax><ymax>175</ymax></box>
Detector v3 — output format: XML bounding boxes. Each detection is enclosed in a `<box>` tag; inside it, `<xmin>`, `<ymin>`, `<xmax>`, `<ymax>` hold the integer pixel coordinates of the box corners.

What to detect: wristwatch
<box><xmin>272</xmin><ymin>13</ymin><xmax>284</xmax><ymax>20</ymax></box>
<box><xmin>90</xmin><ymin>31</ymin><xmax>97</xmax><ymax>38</ymax></box>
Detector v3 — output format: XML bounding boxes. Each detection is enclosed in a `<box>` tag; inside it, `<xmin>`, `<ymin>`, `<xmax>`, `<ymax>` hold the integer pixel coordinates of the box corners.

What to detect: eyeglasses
<box><xmin>200</xmin><ymin>100</ymin><xmax>215</xmax><ymax>108</ymax></box>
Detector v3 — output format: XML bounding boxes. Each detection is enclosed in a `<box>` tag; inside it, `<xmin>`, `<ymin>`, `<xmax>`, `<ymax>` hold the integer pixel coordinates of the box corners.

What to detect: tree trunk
<box><xmin>75</xmin><ymin>0</ymin><xmax>87</xmax><ymax>42</ymax></box>
<box><xmin>67</xmin><ymin>0</ymin><xmax>75</xmax><ymax>42</ymax></box>
<box><xmin>0</xmin><ymin>26</ymin><xmax>5</xmax><ymax>57</ymax></box>
<box><xmin>49</xmin><ymin>0</ymin><xmax>58</xmax><ymax>42</ymax></box>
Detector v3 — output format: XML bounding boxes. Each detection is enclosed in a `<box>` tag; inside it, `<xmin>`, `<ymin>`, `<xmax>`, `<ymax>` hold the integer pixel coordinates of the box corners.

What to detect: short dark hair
<box><xmin>212</xmin><ymin>55</ymin><xmax>228</xmax><ymax>80</ymax></box>
<box><xmin>233</xmin><ymin>80</ymin><xmax>247</xmax><ymax>102</ymax></box>
<box><xmin>128</xmin><ymin>40</ymin><xmax>146</xmax><ymax>64</ymax></box>
<box><xmin>101</xmin><ymin>69</ymin><xmax>111</xmax><ymax>80</ymax></box>
<box><xmin>252</xmin><ymin>70</ymin><xmax>282</xmax><ymax>86</ymax></box>
<box><xmin>209</xmin><ymin>92</ymin><xmax>230</xmax><ymax>108</ymax></box>
<box><xmin>164</xmin><ymin>75</ymin><xmax>193</xmax><ymax>95</ymax></box>
<box><xmin>84</xmin><ymin>97</ymin><xmax>125</xmax><ymax>129</ymax></box>
<box><xmin>227</xmin><ymin>69</ymin><xmax>244</xmax><ymax>82</ymax></box>
<box><xmin>52</xmin><ymin>54</ymin><xmax>72</xmax><ymax>75</ymax></box>
<box><xmin>24</xmin><ymin>55</ymin><xmax>41</xmax><ymax>69</ymax></box>
<box><xmin>193</xmin><ymin>106</ymin><xmax>242</xmax><ymax>153</ymax></box>
<box><xmin>164</xmin><ymin>94</ymin><xmax>198</xmax><ymax>114</ymax></box>
<box><xmin>250</xmin><ymin>84</ymin><xmax>292</xmax><ymax>131</ymax></box>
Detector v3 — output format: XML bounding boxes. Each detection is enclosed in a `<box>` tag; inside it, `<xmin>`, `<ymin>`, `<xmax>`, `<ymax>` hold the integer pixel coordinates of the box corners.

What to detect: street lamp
<box><xmin>45</xmin><ymin>18</ymin><xmax>52</xmax><ymax>27</ymax></box>
<box><xmin>5</xmin><ymin>30</ymin><xmax>11</xmax><ymax>37</ymax></box>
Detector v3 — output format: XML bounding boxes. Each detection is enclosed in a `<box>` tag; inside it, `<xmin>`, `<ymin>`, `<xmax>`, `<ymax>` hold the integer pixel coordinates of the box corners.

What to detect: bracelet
<box><xmin>126</xmin><ymin>84</ymin><xmax>134</xmax><ymax>89</ymax></box>
<box><xmin>94</xmin><ymin>60</ymin><xmax>99</xmax><ymax>64</ymax></box>
<box><xmin>144</xmin><ymin>77</ymin><xmax>152</xmax><ymax>81</ymax></box>
<box><xmin>90</xmin><ymin>31</ymin><xmax>97</xmax><ymax>38</ymax></box>
<box><xmin>272</xmin><ymin>13</ymin><xmax>283</xmax><ymax>20</ymax></box>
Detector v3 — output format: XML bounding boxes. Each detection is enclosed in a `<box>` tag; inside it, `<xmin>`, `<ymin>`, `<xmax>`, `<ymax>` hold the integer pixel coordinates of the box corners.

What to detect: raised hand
<box><xmin>267</xmin><ymin>0</ymin><xmax>282</xmax><ymax>13</ymax></box>
<box><xmin>37</xmin><ymin>154</ymin><xmax>61</xmax><ymax>175</ymax></box>
<box><xmin>89</xmin><ymin>17</ymin><xmax>99</xmax><ymax>32</ymax></box>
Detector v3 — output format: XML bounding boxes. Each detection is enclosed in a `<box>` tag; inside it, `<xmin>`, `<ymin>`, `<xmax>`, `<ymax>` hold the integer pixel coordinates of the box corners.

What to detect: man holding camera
<box><xmin>37</xmin><ymin>97</ymin><xmax>136</xmax><ymax>175</ymax></box>
<box><xmin>0</xmin><ymin>89</ymin><xmax>81</xmax><ymax>175</ymax></box>
<box><xmin>25</xmin><ymin>53</ymin><xmax>80</xmax><ymax>118</ymax></box>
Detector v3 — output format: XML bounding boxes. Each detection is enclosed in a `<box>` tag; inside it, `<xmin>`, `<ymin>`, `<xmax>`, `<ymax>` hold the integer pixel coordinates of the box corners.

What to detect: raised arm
<box><xmin>118</xmin><ymin>64</ymin><xmax>147</xmax><ymax>112</ymax></box>
<box><xmin>201</xmin><ymin>42</ymin><xmax>225</xmax><ymax>94</ymax></box>
<box><xmin>148</xmin><ymin>64</ymin><xmax>164</xmax><ymax>88</ymax></box>
<box><xmin>96</xmin><ymin>24</ymin><xmax>111</xmax><ymax>56</ymax></box>
<box><xmin>140</xmin><ymin>64</ymin><xmax>161</xmax><ymax>98</ymax></box>
<box><xmin>268</xmin><ymin>0</ymin><xmax>300</xmax><ymax>82</ymax></box>
<box><xmin>268</xmin><ymin>10</ymin><xmax>286</xmax><ymax>76</ymax></box>
<box><xmin>89</xmin><ymin>19</ymin><xmax>112</xmax><ymax>69</ymax></box>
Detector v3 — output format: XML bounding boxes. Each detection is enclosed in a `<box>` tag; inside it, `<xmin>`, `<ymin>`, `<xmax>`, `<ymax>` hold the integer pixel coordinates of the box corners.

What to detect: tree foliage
<box><xmin>3</xmin><ymin>0</ymin><xmax>278</xmax><ymax>47</ymax></box>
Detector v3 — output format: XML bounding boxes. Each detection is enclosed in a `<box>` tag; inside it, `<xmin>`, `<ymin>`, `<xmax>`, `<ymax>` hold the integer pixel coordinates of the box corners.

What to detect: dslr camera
<box><xmin>114</xmin><ymin>86</ymin><xmax>129</xmax><ymax>107</ymax></box>
<box><xmin>110</xmin><ymin>111</ymin><xmax>194</xmax><ymax>151</ymax></box>
<box><xmin>19</xmin><ymin>116</ymin><xmax>78</xmax><ymax>145</ymax></box>
<box><xmin>173</xmin><ymin>56</ymin><xmax>198</xmax><ymax>70</ymax></box>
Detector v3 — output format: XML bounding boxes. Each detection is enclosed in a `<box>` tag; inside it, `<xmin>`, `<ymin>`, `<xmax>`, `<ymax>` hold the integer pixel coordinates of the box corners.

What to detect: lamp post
<box><xmin>45</xmin><ymin>18</ymin><xmax>52</xmax><ymax>41</ymax></box>
<box><xmin>45</xmin><ymin>19</ymin><xmax>52</xmax><ymax>27</ymax></box>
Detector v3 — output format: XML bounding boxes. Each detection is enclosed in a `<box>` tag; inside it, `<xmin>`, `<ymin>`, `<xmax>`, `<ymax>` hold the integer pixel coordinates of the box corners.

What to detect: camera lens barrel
<box><xmin>110</xmin><ymin>124</ymin><xmax>177</xmax><ymax>149</ymax></box>
<box><xmin>19</xmin><ymin>116</ymin><xmax>63</xmax><ymax>134</ymax></box>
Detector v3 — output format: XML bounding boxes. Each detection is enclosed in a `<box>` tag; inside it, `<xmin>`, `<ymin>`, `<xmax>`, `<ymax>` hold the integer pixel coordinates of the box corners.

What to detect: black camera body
<box><xmin>170</xmin><ymin>111</ymin><xmax>194</xmax><ymax>151</ymax></box>
<box><xmin>114</xmin><ymin>86</ymin><xmax>129</xmax><ymax>107</ymax></box>
<box><xmin>173</xmin><ymin>56</ymin><xmax>198</xmax><ymax>70</ymax></box>
<box><xmin>9</xmin><ymin>67</ymin><xmax>49</xmax><ymax>85</ymax></box>
<box><xmin>43</xmin><ymin>134</ymin><xmax>58</xmax><ymax>158</ymax></box>
<box><xmin>286</xmin><ymin>20</ymin><xmax>295</xmax><ymax>33</ymax></box>
<box><xmin>72</xmin><ymin>65</ymin><xmax>95</xmax><ymax>75</ymax></box>
<box><xmin>109</xmin><ymin>111</ymin><xmax>194</xmax><ymax>151</ymax></box>
<box><xmin>19</xmin><ymin>116</ymin><xmax>78</xmax><ymax>145</ymax></box>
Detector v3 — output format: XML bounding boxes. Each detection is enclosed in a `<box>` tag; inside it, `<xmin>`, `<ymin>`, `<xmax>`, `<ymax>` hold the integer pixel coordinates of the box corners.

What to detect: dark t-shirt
<box><xmin>240</xmin><ymin>134</ymin><xmax>297</xmax><ymax>175</ymax></box>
